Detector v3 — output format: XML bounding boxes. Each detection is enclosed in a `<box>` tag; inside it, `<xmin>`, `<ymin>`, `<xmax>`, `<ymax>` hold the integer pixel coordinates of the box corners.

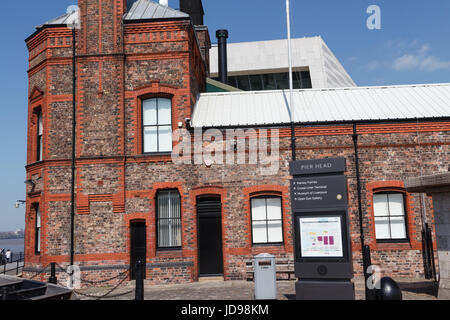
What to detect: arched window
<box><xmin>373</xmin><ymin>192</ymin><xmax>408</xmax><ymax>242</ymax></box>
<box><xmin>156</xmin><ymin>190</ymin><xmax>181</xmax><ymax>249</ymax></box>
<box><xmin>251</xmin><ymin>196</ymin><xmax>283</xmax><ymax>245</ymax></box>
<box><xmin>142</xmin><ymin>98</ymin><xmax>172</xmax><ymax>153</ymax></box>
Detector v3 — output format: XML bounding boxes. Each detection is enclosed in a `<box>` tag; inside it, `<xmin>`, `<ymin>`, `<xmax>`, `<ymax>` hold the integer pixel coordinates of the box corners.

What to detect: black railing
<box><xmin>422</xmin><ymin>223</ymin><xmax>437</xmax><ymax>281</ymax></box>
<box><xmin>1</xmin><ymin>252</ymin><xmax>24</xmax><ymax>276</ymax></box>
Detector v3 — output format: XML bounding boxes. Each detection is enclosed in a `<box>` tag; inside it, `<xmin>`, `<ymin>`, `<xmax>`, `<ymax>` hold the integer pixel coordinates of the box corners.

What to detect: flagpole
<box><xmin>286</xmin><ymin>0</ymin><xmax>296</xmax><ymax>161</ymax></box>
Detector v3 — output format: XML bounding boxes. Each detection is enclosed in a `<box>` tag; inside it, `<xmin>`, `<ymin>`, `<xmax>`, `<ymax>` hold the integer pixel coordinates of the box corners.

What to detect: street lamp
<box><xmin>15</xmin><ymin>200</ymin><xmax>26</xmax><ymax>208</ymax></box>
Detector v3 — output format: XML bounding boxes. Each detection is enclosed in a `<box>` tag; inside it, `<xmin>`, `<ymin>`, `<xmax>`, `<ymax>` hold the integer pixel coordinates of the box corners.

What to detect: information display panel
<box><xmin>299</xmin><ymin>216</ymin><xmax>344</xmax><ymax>258</ymax></box>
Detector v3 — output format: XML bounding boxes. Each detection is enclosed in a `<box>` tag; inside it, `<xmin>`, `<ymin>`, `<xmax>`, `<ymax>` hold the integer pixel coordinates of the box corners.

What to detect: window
<box><xmin>37</xmin><ymin>110</ymin><xmax>43</xmax><ymax>161</ymax></box>
<box><xmin>35</xmin><ymin>205</ymin><xmax>41</xmax><ymax>254</ymax></box>
<box><xmin>156</xmin><ymin>190</ymin><xmax>181</xmax><ymax>249</ymax></box>
<box><xmin>142</xmin><ymin>98</ymin><xmax>172</xmax><ymax>153</ymax></box>
<box><xmin>214</xmin><ymin>71</ymin><xmax>313</xmax><ymax>91</ymax></box>
<box><xmin>251</xmin><ymin>196</ymin><xmax>283</xmax><ymax>244</ymax></box>
<box><xmin>373</xmin><ymin>192</ymin><xmax>408</xmax><ymax>241</ymax></box>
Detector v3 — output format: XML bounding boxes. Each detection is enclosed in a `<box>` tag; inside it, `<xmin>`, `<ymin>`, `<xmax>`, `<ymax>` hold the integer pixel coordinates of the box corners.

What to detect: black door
<box><xmin>197</xmin><ymin>197</ymin><xmax>224</xmax><ymax>276</ymax></box>
<box><xmin>130</xmin><ymin>221</ymin><xmax>146</xmax><ymax>280</ymax></box>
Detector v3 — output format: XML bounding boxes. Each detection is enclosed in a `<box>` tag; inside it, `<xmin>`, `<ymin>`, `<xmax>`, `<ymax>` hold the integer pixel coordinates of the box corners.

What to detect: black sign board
<box><xmin>290</xmin><ymin>157</ymin><xmax>354</xmax><ymax>300</ymax></box>
<box><xmin>290</xmin><ymin>157</ymin><xmax>346</xmax><ymax>176</ymax></box>
<box><xmin>291</xmin><ymin>175</ymin><xmax>348</xmax><ymax>210</ymax></box>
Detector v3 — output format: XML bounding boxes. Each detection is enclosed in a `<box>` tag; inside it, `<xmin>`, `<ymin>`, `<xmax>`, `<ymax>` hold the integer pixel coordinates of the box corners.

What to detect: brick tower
<box><xmin>24</xmin><ymin>0</ymin><xmax>207</xmax><ymax>282</ymax></box>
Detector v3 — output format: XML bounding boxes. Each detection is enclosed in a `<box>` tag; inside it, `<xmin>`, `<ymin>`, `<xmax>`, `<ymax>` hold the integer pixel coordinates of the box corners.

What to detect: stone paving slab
<box><xmin>74</xmin><ymin>277</ymin><xmax>439</xmax><ymax>300</ymax></box>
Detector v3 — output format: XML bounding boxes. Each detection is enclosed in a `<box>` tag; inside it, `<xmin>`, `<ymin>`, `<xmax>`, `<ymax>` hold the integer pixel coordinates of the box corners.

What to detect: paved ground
<box><xmin>74</xmin><ymin>277</ymin><xmax>439</xmax><ymax>300</ymax></box>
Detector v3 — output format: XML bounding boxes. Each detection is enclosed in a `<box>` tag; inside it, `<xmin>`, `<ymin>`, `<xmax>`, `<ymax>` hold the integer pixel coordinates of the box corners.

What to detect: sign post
<box><xmin>290</xmin><ymin>158</ymin><xmax>355</xmax><ymax>300</ymax></box>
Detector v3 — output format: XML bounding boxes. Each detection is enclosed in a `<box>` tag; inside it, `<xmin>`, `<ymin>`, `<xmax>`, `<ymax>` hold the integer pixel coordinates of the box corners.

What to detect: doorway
<box><xmin>130</xmin><ymin>221</ymin><xmax>146</xmax><ymax>280</ymax></box>
<box><xmin>197</xmin><ymin>197</ymin><xmax>224</xmax><ymax>276</ymax></box>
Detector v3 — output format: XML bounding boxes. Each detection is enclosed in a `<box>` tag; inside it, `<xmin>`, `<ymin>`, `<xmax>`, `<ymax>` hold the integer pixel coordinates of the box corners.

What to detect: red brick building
<box><xmin>23</xmin><ymin>0</ymin><xmax>449</xmax><ymax>286</ymax></box>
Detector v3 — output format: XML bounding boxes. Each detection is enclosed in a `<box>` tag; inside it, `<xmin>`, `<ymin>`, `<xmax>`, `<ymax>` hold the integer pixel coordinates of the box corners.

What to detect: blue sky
<box><xmin>0</xmin><ymin>0</ymin><xmax>449</xmax><ymax>231</ymax></box>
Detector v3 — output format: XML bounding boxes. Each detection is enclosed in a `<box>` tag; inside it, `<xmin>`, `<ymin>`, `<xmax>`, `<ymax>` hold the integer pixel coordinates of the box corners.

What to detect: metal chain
<box><xmin>27</xmin><ymin>264</ymin><xmax>50</xmax><ymax>280</ymax></box>
<box><xmin>78</xmin><ymin>269</ymin><xmax>129</xmax><ymax>284</ymax></box>
<box><xmin>69</xmin><ymin>270</ymin><xmax>131</xmax><ymax>300</ymax></box>
<box><xmin>55</xmin><ymin>263</ymin><xmax>129</xmax><ymax>284</ymax></box>
<box><xmin>3</xmin><ymin>264</ymin><xmax>131</xmax><ymax>300</ymax></box>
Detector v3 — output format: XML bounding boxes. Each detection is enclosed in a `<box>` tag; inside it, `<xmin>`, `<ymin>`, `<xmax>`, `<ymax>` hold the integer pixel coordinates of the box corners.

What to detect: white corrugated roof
<box><xmin>124</xmin><ymin>0</ymin><xmax>189</xmax><ymax>20</ymax></box>
<box><xmin>191</xmin><ymin>83</ymin><xmax>450</xmax><ymax>127</ymax></box>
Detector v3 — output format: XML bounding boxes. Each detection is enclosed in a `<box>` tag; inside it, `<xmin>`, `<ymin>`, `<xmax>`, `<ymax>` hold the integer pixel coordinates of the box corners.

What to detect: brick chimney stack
<box><xmin>179</xmin><ymin>0</ymin><xmax>211</xmax><ymax>75</ymax></box>
<box><xmin>78</xmin><ymin>0</ymin><xmax>126</xmax><ymax>55</ymax></box>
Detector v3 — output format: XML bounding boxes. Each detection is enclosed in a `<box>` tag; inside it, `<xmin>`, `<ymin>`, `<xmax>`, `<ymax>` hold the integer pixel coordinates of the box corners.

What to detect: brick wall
<box><xmin>23</xmin><ymin>0</ymin><xmax>449</xmax><ymax>287</ymax></box>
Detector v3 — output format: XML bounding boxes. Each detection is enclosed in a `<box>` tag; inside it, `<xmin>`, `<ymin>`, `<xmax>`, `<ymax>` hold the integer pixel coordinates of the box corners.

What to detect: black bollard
<box><xmin>135</xmin><ymin>260</ymin><xmax>144</xmax><ymax>301</ymax></box>
<box><xmin>375</xmin><ymin>277</ymin><xmax>403</xmax><ymax>300</ymax></box>
<box><xmin>49</xmin><ymin>262</ymin><xmax>57</xmax><ymax>284</ymax></box>
<box><xmin>362</xmin><ymin>245</ymin><xmax>376</xmax><ymax>300</ymax></box>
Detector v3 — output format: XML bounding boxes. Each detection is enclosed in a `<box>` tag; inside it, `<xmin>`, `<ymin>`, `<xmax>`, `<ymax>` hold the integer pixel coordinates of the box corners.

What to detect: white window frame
<box><xmin>142</xmin><ymin>98</ymin><xmax>173</xmax><ymax>154</ymax></box>
<box><xmin>251</xmin><ymin>196</ymin><xmax>284</xmax><ymax>245</ymax></box>
<box><xmin>373</xmin><ymin>192</ymin><xmax>408</xmax><ymax>242</ymax></box>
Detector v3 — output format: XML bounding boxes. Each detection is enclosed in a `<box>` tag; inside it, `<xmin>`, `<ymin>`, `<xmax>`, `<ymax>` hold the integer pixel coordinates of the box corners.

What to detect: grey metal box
<box><xmin>254</xmin><ymin>253</ymin><xmax>277</xmax><ymax>300</ymax></box>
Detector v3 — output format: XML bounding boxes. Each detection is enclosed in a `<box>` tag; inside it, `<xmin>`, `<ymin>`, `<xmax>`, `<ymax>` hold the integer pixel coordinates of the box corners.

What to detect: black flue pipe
<box><xmin>216</xmin><ymin>29</ymin><xmax>229</xmax><ymax>85</ymax></box>
<box><xmin>352</xmin><ymin>123</ymin><xmax>373</xmax><ymax>300</ymax></box>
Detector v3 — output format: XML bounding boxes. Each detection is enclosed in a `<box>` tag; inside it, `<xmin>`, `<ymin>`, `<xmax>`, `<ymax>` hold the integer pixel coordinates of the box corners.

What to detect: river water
<box><xmin>0</xmin><ymin>238</ymin><xmax>24</xmax><ymax>260</ymax></box>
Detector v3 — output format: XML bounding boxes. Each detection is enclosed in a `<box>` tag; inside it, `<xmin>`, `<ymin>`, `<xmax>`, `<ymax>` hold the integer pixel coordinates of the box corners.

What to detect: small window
<box><xmin>142</xmin><ymin>98</ymin><xmax>172</xmax><ymax>154</ymax></box>
<box><xmin>373</xmin><ymin>192</ymin><xmax>408</xmax><ymax>242</ymax></box>
<box><xmin>156</xmin><ymin>190</ymin><xmax>181</xmax><ymax>249</ymax></box>
<box><xmin>251</xmin><ymin>196</ymin><xmax>283</xmax><ymax>244</ymax></box>
<box><xmin>35</xmin><ymin>205</ymin><xmax>41</xmax><ymax>254</ymax></box>
<box><xmin>37</xmin><ymin>111</ymin><xmax>43</xmax><ymax>161</ymax></box>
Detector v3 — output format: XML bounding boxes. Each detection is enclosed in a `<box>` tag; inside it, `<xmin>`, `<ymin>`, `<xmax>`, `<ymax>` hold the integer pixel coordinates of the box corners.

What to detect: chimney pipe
<box><xmin>216</xmin><ymin>29</ymin><xmax>229</xmax><ymax>85</ymax></box>
<box><xmin>160</xmin><ymin>0</ymin><xmax>169</xmax><ymax>6</ymax></box>
<box><xmin>179</xmin><ymin>0</ymin><xmax>204</xmax><ymax>25</ymax></box>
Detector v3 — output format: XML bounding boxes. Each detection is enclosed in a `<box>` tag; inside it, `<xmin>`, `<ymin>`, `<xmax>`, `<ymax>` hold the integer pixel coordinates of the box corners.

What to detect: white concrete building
<box><xmin>210</xmin><ymin>36</ymin><xmax>356</xmax><ymax>90</ymax></box>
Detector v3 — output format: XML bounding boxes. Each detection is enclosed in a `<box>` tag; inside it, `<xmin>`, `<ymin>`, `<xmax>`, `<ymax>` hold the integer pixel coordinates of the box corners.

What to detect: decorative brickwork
<box><xmin>23</xmin><ymin>0</ymin><xmax>449</xmax><ymax>287</ymax></box>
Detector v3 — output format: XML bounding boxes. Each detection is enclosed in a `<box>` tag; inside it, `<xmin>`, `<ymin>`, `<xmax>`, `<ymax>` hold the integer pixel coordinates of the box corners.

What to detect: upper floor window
<box><xmin>35</xmin><ymin>205</ymin><xmax>41</xmax><ymax>254</ymax></box>
<box><xmin>156</xmin><ymin>190</ymin><xmax>181</xmax><ymax>249</ymax></box>
<box><xmin>37</xmin><ymin>110</ymin><xmax>43</xmax><ymax>161</ymax></box>
<box><xmin>142</xmin><ymin>98</ymin><xmax>172</xmax><ymax>154</ymax></box>
<box><xmin>373</xmin><ymin>192</ymin><xmax>408</xmax><ymax>242</ymax></box>
<box><xmin>251</xmin><ymin>196</ymin><xmax>283</xmax><ymax>245</ymax></box>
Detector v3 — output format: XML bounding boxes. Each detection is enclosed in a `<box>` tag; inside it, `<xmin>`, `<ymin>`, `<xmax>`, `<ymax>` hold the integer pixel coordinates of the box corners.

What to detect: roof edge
<box><xmin>197</xmin><ymin>82</ymin><xmax>450</xmax><ymax>97</ymax></box>
<box><xmin>191</xmin><ymin>116</ymin><xmax>450</xmax><ymax>130</ymax></box>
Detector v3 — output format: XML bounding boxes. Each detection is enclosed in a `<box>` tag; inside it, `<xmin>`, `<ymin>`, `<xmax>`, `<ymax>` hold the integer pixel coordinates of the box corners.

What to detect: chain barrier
<box><xmin>3</xmin><ymin>262</ymin><xmax>133</xmax><ymax>300</ymax></box>
<box><xmin>3</xmin><ymin>262</ymin><xmax>134</xmax><ymax>300</ymax></box>
<box><xmin>27</xmin><ymin>264</ymin><xmax>50</xmax><ymax>280</ymax></box>
<box><xmin>53</xmin><ymin>263</ymin><xmax>132</xmax><ymax>300</ymax></box>
<box><xmin>67</xmin><ymin>270</ymin><xmax>131</xmax><ymax>300</ymax></box>
<box><xmin>55</xmin><ymin>263</ymin><xmax>130</xmax><ymax>285</ymax></box>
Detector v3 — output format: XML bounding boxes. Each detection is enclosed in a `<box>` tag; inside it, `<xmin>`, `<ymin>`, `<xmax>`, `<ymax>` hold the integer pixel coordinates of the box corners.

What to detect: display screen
<box><xmin>299</xmin><ymin>216</ymin><xmax>344</xmax><ymax>258</ymax></box>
